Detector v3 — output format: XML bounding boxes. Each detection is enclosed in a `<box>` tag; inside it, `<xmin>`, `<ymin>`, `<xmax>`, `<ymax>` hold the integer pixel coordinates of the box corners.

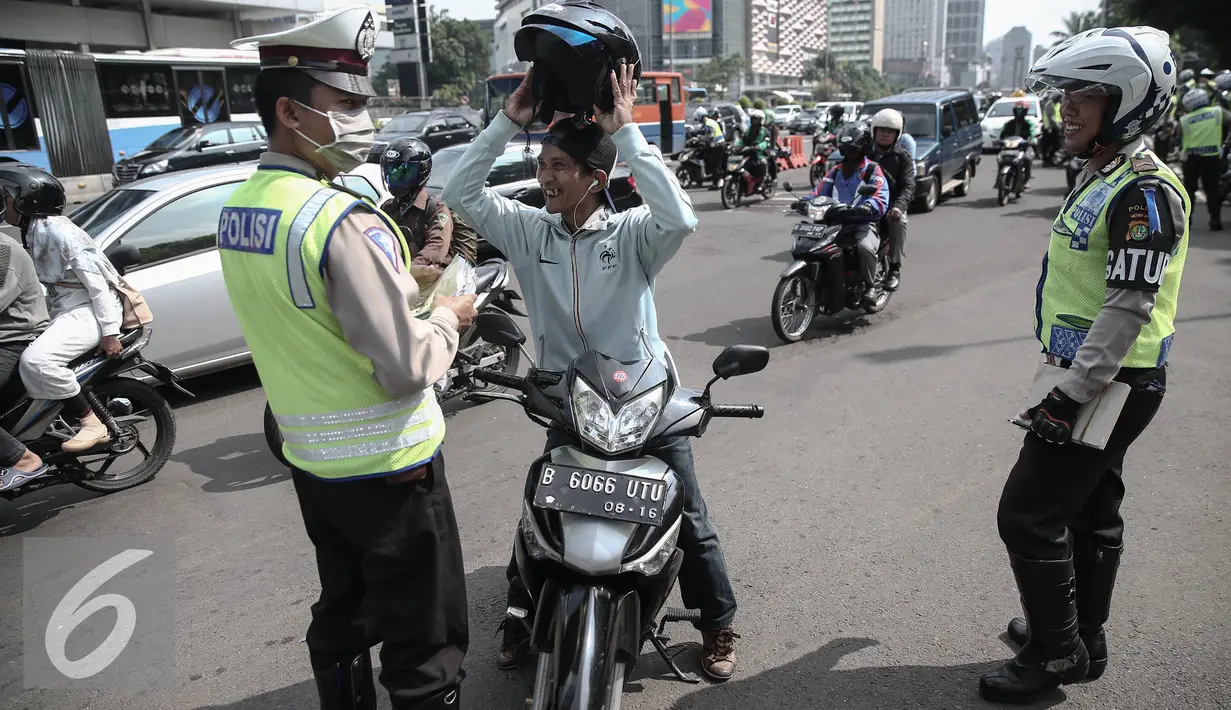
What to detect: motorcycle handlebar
<box><xmin>710</xmin><ymin>404</ymin><xmax>765</xmax><ymax>419</ymax></box>
<box><xmin>472</xmin><ymin>369</ymin><xmax>526</xmax><ymax>391</ymax></box>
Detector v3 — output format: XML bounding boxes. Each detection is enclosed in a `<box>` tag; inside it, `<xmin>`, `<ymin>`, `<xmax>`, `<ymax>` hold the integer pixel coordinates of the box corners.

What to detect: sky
<box><xmin>443</xmin><ymin>0</ymin><xmax>1108</xmax><ymax>52</ymax></box>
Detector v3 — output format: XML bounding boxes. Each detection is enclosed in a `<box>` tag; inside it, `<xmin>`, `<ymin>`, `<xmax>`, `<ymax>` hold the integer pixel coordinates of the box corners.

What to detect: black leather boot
<box><xmin>1006</xmin><ymin>539</ymin><xmax>1122</xmax><ymax>680</ymax></box>
<box><xmin>314</xmin><ymin>651</ymin><xmax>377</xmax><ymax>710</ymax></box>
<box><xmin>393</xmin><ymin>685</ymin><xmax>460</xmax><ymax>710</ymax></box>
<box><xmin>980</xmin><ymin>552</ymin><xmax>1089</xmax><ymax>703</ymax></box>
<box><xmin>884</xmin><ymin>265</ymin><xmax>901</xmax><ymax>292</ymax></box>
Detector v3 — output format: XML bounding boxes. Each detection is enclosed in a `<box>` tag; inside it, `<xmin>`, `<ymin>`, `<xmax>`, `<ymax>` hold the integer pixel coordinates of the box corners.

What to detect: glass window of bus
<box><xmin>174</xmin><ymin>69</ymin><xmax>230</xmax><ymax>125</ymax></box>
<box><xmin>118</xmin><ymin>182</ymin><xmax>243</xmax><ymax>267</ymax></box>
<box><xmin>226</xmin><ymin>66</ymin><xmax>259</xmax><ymax>115</ymax></box>
<box><xmin>98</xmin><ymin>62</ymin><xmax>174</xmax><ymax>119</ymax></box>
<box><xmin>70</xmin><ymin>189</ymin><xmax>158</xmax><ymax>238</ymax></box>
<box><xmin>636</xmin><ymin>78</ymin><xmax>657</xmax><ymax>104</ymax></box>
<box><xmin>672</xmin><ymin>78</ymin><xmax>682</xmax><ymax>104</ymax></box>
<box><xmin>0</xmin><ymin>61</ymin><xmax>40</xmax><ymax>151</ymax></box>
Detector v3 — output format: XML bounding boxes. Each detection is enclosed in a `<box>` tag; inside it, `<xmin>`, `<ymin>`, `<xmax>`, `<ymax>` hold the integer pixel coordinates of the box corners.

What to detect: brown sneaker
<box><xmin>701</xmin><ymin>627</ymin><xmax>740</xmax><ymax>681</ymax></box>
<box><xmin>496</xmin><ymin>609</ymin><xmax>531</xmax><ymax>670</ymax></box>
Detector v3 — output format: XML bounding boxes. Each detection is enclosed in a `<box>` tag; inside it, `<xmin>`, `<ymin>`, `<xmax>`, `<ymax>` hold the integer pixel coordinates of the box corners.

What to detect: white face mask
<box><xmin>293</xmin><ymin>100</ymin><xmax>375</xmax><ymax>173</ymax></box>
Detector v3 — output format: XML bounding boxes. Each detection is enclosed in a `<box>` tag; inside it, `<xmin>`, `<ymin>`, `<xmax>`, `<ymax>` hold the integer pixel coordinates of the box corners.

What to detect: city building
<box><xmin>883</xmin><ymin>0</ymin><xmax>945</xmax><ymax>87</ymax></box>
<box><xmin>1033</xmin><ymin>44</ymin><xmax>1047</xmax><ymax>63</ymax></box>
<box><xmin>828</xmin><ymin>0</ymin><xmax>884</xmax><ymax>71</ymax></box>
<box><xmin>942</xmin><ymin>0</ymin><xmax>983</xmax><ymax>87</ymax></box>
<box><xmin>997</xmin><ymin>26</ymin><xmax>1031</xmax><ymax>90</ymax></box>
<box><xmin>746</xmin><ymin>0</ymin><xmax>830</xmax><ymax>94</ymax></box>
<box><xmin>0</xmin><ymin>0</ymin><xmax>328</xmax><ymax>52</ymax></box>
<box><xmin>984</xmin><ymin>35</ymin><xmax>1003</xmax><ymax>87</ymax></box>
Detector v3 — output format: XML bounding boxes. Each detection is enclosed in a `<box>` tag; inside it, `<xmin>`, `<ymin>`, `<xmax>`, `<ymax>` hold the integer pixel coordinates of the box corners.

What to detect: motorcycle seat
<box><xmin>67</xmin><ymin>327</ymin><xmax>147</xmax><ymax>371</ymax></box>
<box><xmin>474</xmin><ymin>260</ymin><xmax>505</xmax><ymax>294</ymax></box>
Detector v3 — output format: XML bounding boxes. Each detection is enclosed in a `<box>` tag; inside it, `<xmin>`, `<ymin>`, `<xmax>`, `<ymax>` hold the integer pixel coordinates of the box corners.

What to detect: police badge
<box><xmin>356</xmin><ymin>13</ymin><xmax>377</xmax><ymax>62</ymax></box>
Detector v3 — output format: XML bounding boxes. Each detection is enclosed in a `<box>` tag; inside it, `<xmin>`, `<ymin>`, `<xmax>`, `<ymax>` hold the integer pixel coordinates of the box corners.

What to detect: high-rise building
<box><xmin>984</xmin><ymin>35</ymin><xmax>1003</xmax><ymax>87</ymax></box>
<box><xmin>828</xmin><ymin>0</ymin><xmax>884</xmax><ymax>70</ymax></box>
<box><xmin>998</xmin><ymin>26</ymin><xmax>1031</xmax><ymax>90</ymax></box>
<box><xmin>943</xmin><ymin>0</ymin><xmax>983</xmax><ymax>87</ymax></box>
<box><xmin>746</xmin><ymin>0</ymin><xmax>829</xmax><ymax>94</ymax></box>
<box><xmin>883</xmin><ymin>0</ymin><xmax>945</xmax><ymax>86</ymax></box>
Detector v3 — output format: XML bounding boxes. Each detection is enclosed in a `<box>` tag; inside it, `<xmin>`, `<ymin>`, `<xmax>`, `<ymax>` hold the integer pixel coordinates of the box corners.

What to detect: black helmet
<box><xmin>835</xmin><ymin>122</ymin><xmax>870</xmax><ymax>159</ymax></box>
<box><xmin>828</xmin><ymin>104</ymin><xmax>844</xmax><ymax>118</ymax></box>
<box><xmin>0</xmin><ymin>162</ymin><xmax>65</xmax><ymax>222</ymax></box>
<box><xmin>380</xmin><ymin>137</ymin><xmax>432</xmax><ymax>201</ymax></box>
<box><xmin>514</xmin><ymin>1</ymin><xmax>642</xmax><ymax>125</ymax></box>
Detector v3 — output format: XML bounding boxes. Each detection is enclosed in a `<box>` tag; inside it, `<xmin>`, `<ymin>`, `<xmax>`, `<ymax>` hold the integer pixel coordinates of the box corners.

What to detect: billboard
<box><xmin>663</xmin><ymin>0</ymin><xmax>713</xmax><ymax>36</ymax></box>
<box><xmin>765</xmin><ymin>0</ymin><xmax>779</xmax><ymax>60</ymax></box>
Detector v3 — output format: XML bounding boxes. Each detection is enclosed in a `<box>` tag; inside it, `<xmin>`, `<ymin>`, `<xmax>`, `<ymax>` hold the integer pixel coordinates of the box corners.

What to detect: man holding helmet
<box><xmin>442</xmin><ymin>0</ymin><xmax>743</xmax><ymax>682</ymax></box>
<box><xmin>805</xmin><ymin>123</ymin><xmax>890</xmax><ymax>305</ymax></box>
<box><xmin>980</xmin><ymin>27</ymin><xmax>1190</xmax><ymax>704</ymax></box>
<box><xmin>218</xmin><ymin>7</ymin><xmax>476</xmax><ymax>709</ymax></box>
<box><xmin>1175</xmin><ymin>87</ymin><xmax>1231</xmax><ymax>230</ymax></box>
<box><xmin>867</xmin><ymin>108</ymin><xmax>915</xmax><ymax>291</ymax></box>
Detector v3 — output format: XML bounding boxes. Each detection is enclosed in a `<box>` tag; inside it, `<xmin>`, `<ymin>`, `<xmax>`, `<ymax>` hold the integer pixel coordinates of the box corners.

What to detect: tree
<box><xmin>370</xmin><ymin>61</ymin><xmax>396</xmax><ymax>97</ymax></box>
<box><xmin>423</xmin><ymin>8</ymin><xmax>492</xmax><ymax>103</ymax></box>
<box><xmin>805</xmin><ymin>55</ymin><xmax>893</xmax><ymax>102</ymax></box>
<box><xmin>693</xmin><ymin>54</ymin><xmax>747</xmax><ymax>96</ymax></box>
<box><xmin>1050</xmin><ymin>11</ymin><xmax>1102</xmax><ymax>46</ymax></box>
<box><xmin>1115</xmin><ymin>0</ymin><xmax>1231</xmax><ymax>68</ymax></box>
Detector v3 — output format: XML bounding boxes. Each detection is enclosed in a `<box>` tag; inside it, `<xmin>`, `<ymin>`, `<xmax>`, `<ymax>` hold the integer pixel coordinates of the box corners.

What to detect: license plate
<box><xmin>791</xmin><ymin>223</ymin><xmax>826</xmax><ymax>237</ymax></box>
<box><xmin>533</xmin><ymin>464</ymin><xmax>666</xmax><ymax>526</ymax></box>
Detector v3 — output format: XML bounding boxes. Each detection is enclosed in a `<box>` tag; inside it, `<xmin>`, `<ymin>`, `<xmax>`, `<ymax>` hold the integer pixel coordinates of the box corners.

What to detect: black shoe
<box><xmin>884</xmin><ymin>266</ymin><xmax>901</xmax><ymax>292</ymax></box>
<box><xmin>1004</xmin><ymin>539</ymin><xmax>1121</xmax><ymax>681</ymax></box>
<box><xmin>979</xmin><ymin>552</ymin><xmax>1089</xmax><ymax>704</ymax></box>
<box><xmin>393</xmin><ymin>686</ymin><xmax>461</xmax><ymax>710</ymax></box>
<box><xmin>1211</xmin><ymin>220</ymin><xmax>1224</xmax><ymax>231</ymax></box>
<box><xmin>314</xmin><ymin>651</ymin><xmax>377</xmax><ymax>710</ymax></box>
<box><xmin>861</xmin><ymin>285</ymin><xmax>882</xmax><ymax>307</ymax></box>
<box><xmin>495</xmin><ymin>607</ymin><xmax>532</xmax><ymax>670</ymax></box>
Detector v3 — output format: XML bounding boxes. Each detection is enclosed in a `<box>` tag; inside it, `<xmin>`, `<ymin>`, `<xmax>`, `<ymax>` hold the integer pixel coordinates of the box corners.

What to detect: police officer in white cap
<box><xmin>218</xmin><ymin>6</ymin><xmax>475</xmax><ymax>709</ymax></box>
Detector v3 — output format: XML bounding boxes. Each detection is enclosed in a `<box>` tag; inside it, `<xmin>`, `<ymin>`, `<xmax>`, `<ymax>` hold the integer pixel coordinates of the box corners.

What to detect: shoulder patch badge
<box><xmin>1098</xmin><ymin>154</ymin><xmax>1127</xmax><ymax>177</ymax></box>
<box><xmin>364</xmin><ymin>226</ymin><xmax>400</xmax><ymax>272</ymax></box>
<box><xmin>1130</xmin><ymin>152</ymin><xmax>1159</xmax><ymax>173</ymax></box>
<box><xmin>436</xmin><ymin>212</ymin><xmax>450</xmax><ymax>229</ymax></box>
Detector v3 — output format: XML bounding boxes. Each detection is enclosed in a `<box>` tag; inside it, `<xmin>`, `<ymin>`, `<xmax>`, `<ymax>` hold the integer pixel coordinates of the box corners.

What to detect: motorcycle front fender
<box><xmin>539</xmin><ymin>581</ymin><xmax>639</xmax><ymax>709</ymax></box>
<box><xmin>780</xmin><ymin>259</ymin><xmax>811</xmax><ymax>280</ymax></box>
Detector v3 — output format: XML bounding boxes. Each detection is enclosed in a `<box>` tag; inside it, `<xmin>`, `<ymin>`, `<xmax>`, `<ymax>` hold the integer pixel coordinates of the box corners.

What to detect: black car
<box><xmin>111</xmin><ymin>121</ymin><xmax>267</xmax><ymax>186</ymax></box>
<box><xmin>788</xmin><ymin>109</ymin><xmax>822</xmax><ymax>134</ymax></box>
<box><xmin>369</xmin><ymin>109</ymin><xmax>480</xmax><ymax>161</ymax></box>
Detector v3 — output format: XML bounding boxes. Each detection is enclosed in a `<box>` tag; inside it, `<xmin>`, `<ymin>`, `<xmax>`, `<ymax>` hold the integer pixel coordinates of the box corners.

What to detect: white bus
<box><xmin>0</xmin><ymin>47</ymin><xmax>260</xmax><ymax>178</ymax></box>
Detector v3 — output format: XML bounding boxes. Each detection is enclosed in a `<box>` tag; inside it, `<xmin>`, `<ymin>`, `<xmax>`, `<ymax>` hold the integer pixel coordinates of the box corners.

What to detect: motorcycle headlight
<box><xmin>520</xmin><ymin>500</ymin><xmax>562</xmax><ymax>563</ymax></box>
<box><xmin>571</xmin><ymin>376</ymin><xmax>664</xmax><ymax>454</ymax></box>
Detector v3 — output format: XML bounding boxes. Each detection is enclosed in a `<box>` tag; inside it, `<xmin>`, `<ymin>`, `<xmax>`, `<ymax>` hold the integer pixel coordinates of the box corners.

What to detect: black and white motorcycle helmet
<box><xmin>0</xmin><ymin>162</ymin><xmax>66</xmax><ymax>223</ymax></box>
<box><xmin>1181</xmin><ymin>87</ymin><xmax>1211</xmax><ymax>112</ymax></box>
<box><xmin>514</xmin><ymin>1</ymin><xmax>642</xmax><ymax>126</ymax></box>
<box><xmin>1027</xmin><ymin>27</ymin><xmax>1177</xmax><ymax>156</ymax></box>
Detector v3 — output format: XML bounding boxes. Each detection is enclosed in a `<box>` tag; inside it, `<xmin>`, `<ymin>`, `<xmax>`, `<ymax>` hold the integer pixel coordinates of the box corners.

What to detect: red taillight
<box><xmin>627</xmin><ymin>176</ymin><xmax>637</xmax><ymax>192</ymax></box>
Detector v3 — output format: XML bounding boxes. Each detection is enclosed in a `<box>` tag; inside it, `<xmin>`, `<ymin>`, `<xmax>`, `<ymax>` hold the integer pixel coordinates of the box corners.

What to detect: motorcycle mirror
<box><xmin>857</xmin><ymin>182</ymin><xmax>878</xmax><ymax>197</ymax></box>
<box><xmin>473</xmin><ymin>311</ymin><xmax>526</xmax><ymax>348</ymax></box>
<box><xmin>782</xmin><ymin>181</ymin><xmax>795</xmax><ymax>193</ymax></box>
<box><xmin>711</xmin><ymin>344</ymin><xmax>770</xmax><ymax>380</ymax></box>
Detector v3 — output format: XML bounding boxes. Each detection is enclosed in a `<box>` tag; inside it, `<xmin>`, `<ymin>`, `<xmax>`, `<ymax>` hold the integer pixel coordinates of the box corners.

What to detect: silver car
<box><xmin>68</xmin><ymin>164</ymin><xmax>392</xmax><ymax>379</ymax></box>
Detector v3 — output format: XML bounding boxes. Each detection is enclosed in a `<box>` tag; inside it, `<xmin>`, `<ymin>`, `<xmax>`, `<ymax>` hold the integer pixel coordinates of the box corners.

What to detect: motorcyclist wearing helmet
<box><xmin>443</xmin><ymin>58</ymin><xmax>744</xmax><ymax>680</ymax></box>
<box><xmin>0</xmin><ymin>193</ymin><xmax>49</xmax><ymax>492</ymax></box>
<box><xmin>743</xmin><ymin>108</ymin><xmax>773</xmax><ymax>185</ymax></box>
<box><xmin>1215</xmin><ymin>71</ymin><xmax>1231</xmax><ymax>110</ymax></box>
<box><xmin>1040</xmin><ymin>90</ymin><xmax>1064</xmax><ymax>162</ymax></box>
<box><xmin>0</xmin><ymin>164</ymin><xmax>130</xmax><ymax>455</ymax></box>
<box><xmin>867</xmin><ymin>109</ymin><xmax>915</xmax><ymax>292</ymax></box>
<box><xmin>1175</xmin><ymin>87</ymin><xmax>1231</xmax><ymax>230</ymax></box>
<box><xmin>825</xmin><ymin>103</ymin><xmax>847</xmax><ymax>133</ymax></box>
<box><xmin>998</xmin><ymin>101</ymin><xmax>1039</xmax><ymax>188</ymax></box>
<box><xmin>1197</xmin><ymin>67</ymin><xmax>1217</xmax><ymax>98</ymax></box>
<box><xmin>694</xmin><ymin>106</ymin><xmax>727</xmax><ymax>189</ymax></box>
<box><xmin>805</xmin><ymin>122</ymin><xmax>890</xmax><ymax>305</ymax></box>
<box><xmin>979</xmin><ymin>27</ymin><xmax>1192</xmax><ymax>705</ymax></box>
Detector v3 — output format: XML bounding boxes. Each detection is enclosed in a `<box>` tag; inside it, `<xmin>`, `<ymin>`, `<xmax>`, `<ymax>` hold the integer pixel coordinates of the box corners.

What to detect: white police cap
<box><xmin>231</xmin><ymin>5</ymin><xmax>378</xmax><ymax>97</ymax></box>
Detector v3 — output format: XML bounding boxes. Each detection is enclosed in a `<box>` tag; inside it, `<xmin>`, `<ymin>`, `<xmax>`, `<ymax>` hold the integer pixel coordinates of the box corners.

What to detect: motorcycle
<box><xmin>809</xmin><ymin>132</ymin><xmax>837</xmax><ymax>187</ymax></box>
<box><xmin>0</xmin><ymin>325</ymin><xmax>189</xmax><ymax>499</ymax></box>
<box><xmin>461</xmin><ymin>310</ymin><xmax>768</xmax><ymax>710</ymax></box>
<box><xmin>996</xmin><ymin>136</ymin><xmax>1029</xmax><ymax>206</ymax></box>
<box><xmin>675</xmin><ymin>134</ymin><xmax>725</xmax><ymax>190</ymax></box>
<box><xmin>770</xmin><ymin>183</ymin><xmax>894</xmax><ymax>343</ymax></box>
<box><xmin>263</xmin><ymin>257</ymin><xmax>526</xmax><ymax>467</ymax></box>
<box><xmin>720</xmin><ymin>147</ymin><xmax>777</xmax><ymax>209</ymax></box>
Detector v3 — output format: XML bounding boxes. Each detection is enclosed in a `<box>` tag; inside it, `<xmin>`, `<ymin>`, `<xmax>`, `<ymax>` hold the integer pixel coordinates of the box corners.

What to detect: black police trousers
<box><xmin>1182</xmin><ymin>155</ymin><xmax>1223</xmax><ymax>224</ymax></box>
<box><xmin>997</xmin><ymin>366</ymin><xmax>1166</xmax><ymax>561</ymax></box>
<box><xmin>292</xmin><ymin>451</ymin><xmax>468</xmax><ymax>707</ymax></box>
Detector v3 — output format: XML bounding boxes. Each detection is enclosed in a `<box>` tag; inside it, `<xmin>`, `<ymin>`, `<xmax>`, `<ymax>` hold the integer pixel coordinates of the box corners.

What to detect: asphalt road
<box><xmin>1</xmin><ymin>166</ymin><xmax>1228</xmax><ymax>710</ymax></box>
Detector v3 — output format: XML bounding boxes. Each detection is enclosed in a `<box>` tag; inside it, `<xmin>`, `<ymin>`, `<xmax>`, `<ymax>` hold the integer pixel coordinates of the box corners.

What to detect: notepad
<box><xmin>1009</xmin><ymin>362</ymin><xmax>1131</xmax><ymax>450</ymax></box>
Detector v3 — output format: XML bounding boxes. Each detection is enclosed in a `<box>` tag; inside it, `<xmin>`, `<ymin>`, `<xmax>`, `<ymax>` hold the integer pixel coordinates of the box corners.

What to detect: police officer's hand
<box><xmin>887</xmin><ymin>207</ymin><xmax>905</xmax><ymax>223</ymax></box>
<box><xmin>434</xmin><ymin>294</ymin><xmax>477</xmax><ymax>330</ymax></box>
<box><xmin>1027</xmin><ymin>387</ymin><xmax>1082</xmax><ymax>445</ymax></box>
<box><xmin>504</xmin><ymin>70</ymin><xmax>537</xmax><ymax>128</ymax></box>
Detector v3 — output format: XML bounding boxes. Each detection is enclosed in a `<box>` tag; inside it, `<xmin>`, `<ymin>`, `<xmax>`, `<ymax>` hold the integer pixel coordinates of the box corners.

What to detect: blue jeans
<box><xmin>506</xmin><ymin>432</ymin><xmax>738</xmax><ymax>631</ymax></box>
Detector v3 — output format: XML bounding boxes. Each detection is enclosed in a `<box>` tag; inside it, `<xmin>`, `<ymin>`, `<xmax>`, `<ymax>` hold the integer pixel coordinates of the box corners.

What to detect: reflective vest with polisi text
<box><xmin>1036</xmin><ymin>150</ymin><xmax>1189</xmax><ymax>369</ymax></box>
<box><xmin>1180</xmin><ymin>106</ymin><xmax>1223</xmax><ymax>157</ymax></box>
<box><xmin>217</xmin><ymin>167</ymin><xmax>446</xmax><ymax>479</ymax></box>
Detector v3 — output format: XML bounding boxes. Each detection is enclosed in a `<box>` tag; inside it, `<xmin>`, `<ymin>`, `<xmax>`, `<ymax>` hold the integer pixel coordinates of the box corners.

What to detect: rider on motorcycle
<box><xmin>743</xmin><ymin>108</ymin><xmax>774</xmax><ymax>186</ymax></box>
<box><xmin>825</xmin><ymin>103</ymin><xmax>847</xmax><ymax>133</ymax></box>
<box><xmin>804</xmin><ymin>123</ymin><xmax>890</xmax><ymax>305</ymax></box>
<box><xmin>694</xmin><ymin>106</ymin><xmax>727</xmax><ymax>189</ymax></box>
<box><xmin>0</xmin><ymin>163</ymin><xmax>127</xmax><ymax>454</ymax></box>
<box><xmin>868</xmin><ymin>109</ymin><xmax>915</xmax><ymax>292</ymax></box>
<box><xmin>0</xmin><ymin>195</ymin><xmax>49</xmax><ymax>491</ymax></box>
<box><xmin>999</xmin><ymin>101</ymin><xmax>1039</xmax><ymax>189</ymax></box>
<box><xmin>1040</xmin><ymin>91</ymin><xmax>1064</xmax><ymax>161</ymax></box>
<box><xmin>442</xmin><ymin>12</ymin><xmax>744</xmax><ymax>678</ymax></box>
